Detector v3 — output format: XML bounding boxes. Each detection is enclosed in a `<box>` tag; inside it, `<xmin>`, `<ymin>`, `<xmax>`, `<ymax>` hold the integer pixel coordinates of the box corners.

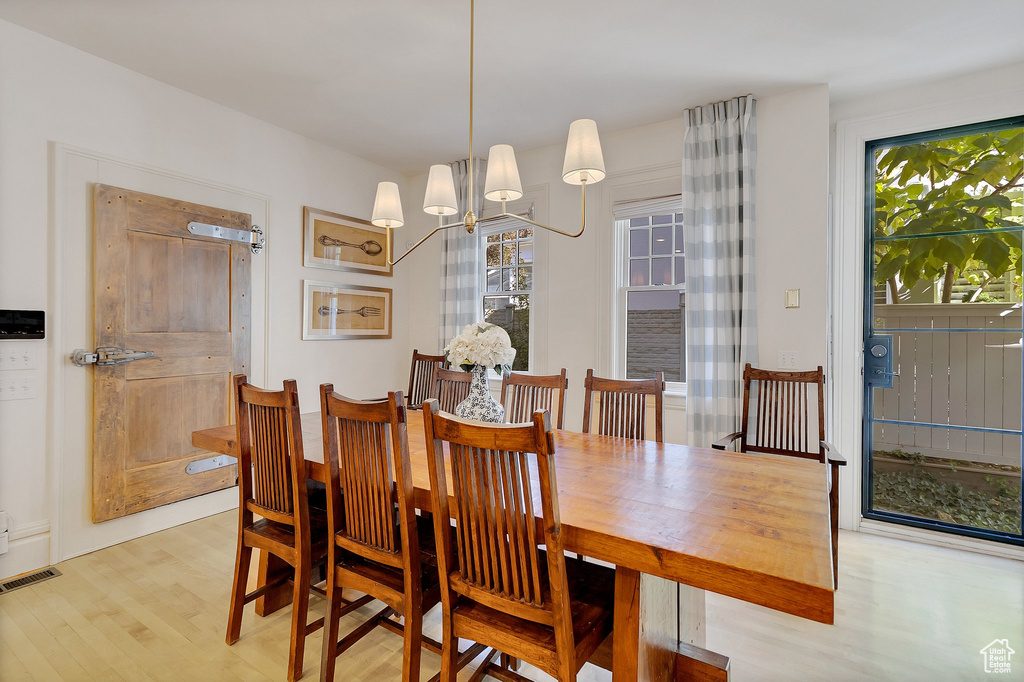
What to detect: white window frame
<box><xmin>613</xmin><ymin>195</ymin><xmax>686</xmax><ymax>393</ymax></box>
<box><xmin>479</xmin><ymin>214</ymin><xmax>535</xmax><ymax>373</ymax></box>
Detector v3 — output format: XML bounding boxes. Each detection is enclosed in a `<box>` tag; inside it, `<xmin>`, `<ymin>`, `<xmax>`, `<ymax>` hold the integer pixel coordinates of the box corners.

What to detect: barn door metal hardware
<box><xmin>71</xmin><ymin>347</ymin><xmax>155</xmax><ymax>366</ymax></box>
<box><xmin>186</xmin><ymin>455</ymin><xmax>234</xmax><ymax>475</ymax></box>
<box><xmin>187</xmin><ymin>221</ymin><xmax>264</xmax><ymax>254</ymax></box>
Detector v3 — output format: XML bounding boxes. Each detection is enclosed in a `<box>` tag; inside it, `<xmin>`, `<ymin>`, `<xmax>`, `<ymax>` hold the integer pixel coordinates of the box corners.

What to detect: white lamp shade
<box><xmin>484</xmin><ymin>144</ymin><xmax>524</xmax><ymax>202</ymax></box>
<box><xmin>562</xmin><ymin>118</ymin><xmax>606</xmax><ymax>185</ymax></box>
<box><xmin>422</xmin><ymin>165</ymin><xmax>459</xmax><ymax>216</ymax></box>
<box><xmin>371</xmin><ymin>181</ymin><xmax>404</xmax><ymax>227</ymax></box>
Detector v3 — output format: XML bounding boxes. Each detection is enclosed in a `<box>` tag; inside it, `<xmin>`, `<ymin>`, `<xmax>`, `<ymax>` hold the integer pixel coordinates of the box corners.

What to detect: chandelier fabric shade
<box><xmin>483</xmin><ymin>144</ymin><xmax>523</xmax><ymax>202</ymax></box>
<box><xmin>423</xmin><ymin>165</ymin><xmax>459</xmax><ymax>216</ymax></box>
<box><xmin>371</xmin><ymin>181</ymin><xmax>404</xmax><ymax>228</ymax></box>
<box><xmin>562</xmin><ymin>118</ymin><xmax>606</xmax><ymax>185</ymax></box>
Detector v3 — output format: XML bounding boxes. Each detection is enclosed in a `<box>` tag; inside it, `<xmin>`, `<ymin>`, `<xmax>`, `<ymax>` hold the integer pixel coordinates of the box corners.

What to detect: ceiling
<box><xmin>2</xmin><ymin>0</ymin><xmax>1023</xmax><ymax>174</ymax></box>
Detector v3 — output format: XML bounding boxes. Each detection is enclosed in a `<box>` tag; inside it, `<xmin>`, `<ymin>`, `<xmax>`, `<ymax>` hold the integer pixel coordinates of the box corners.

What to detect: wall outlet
<box><xmin>0</xmin><ymin>345</ymin><xmax>36</xmax><ymax>371</ymax></box>
<box><xmin>0</xmin><ymin>375</ymin><xmax>35</xmax><ymax>400</ymax></box>
<box><xmin>778</xmin><ymin>350</ymin><xmax>799</xmax><ymax>369</ymax></box>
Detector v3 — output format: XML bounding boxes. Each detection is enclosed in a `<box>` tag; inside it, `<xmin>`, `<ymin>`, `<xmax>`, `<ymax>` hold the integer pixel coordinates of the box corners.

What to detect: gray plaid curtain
<box><xmin>683</xmin><ymin>95</ymin><xmax>758</xmax><ymax>447</ymax></box>
<box><xmin>439</xmin><ymin>157</ymin><xmax>486</xmax><ymax>352</ymax></box>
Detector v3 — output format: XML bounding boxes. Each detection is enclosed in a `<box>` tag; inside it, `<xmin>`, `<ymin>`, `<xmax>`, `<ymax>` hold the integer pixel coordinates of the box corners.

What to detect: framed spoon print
<box><xmin>303</xmin><ymin>280</ymin><xmax>392</xmax><ymax>340</ymax></box>
<box><xmin>303</xmin><ymin>206</ymin><xmax>392</xmax><ymax>276</ymax></box>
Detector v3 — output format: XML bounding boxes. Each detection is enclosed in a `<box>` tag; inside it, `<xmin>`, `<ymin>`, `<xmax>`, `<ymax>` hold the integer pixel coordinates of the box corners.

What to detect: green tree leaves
<box><xmin>874</xmin><ymin>125</ymin><xmax>1024</xmax><ymax>303</ymax></box>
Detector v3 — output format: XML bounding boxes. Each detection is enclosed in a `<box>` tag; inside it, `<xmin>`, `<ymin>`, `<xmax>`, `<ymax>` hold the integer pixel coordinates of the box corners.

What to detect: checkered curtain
<box><xmin>683</xmin><ymin>95</ymin><xmax>758</xmax><ymax>448</ymax></box>
<box><xmin>439</xmin><ymin>157</ymin><xmax>486</xmax><ymax>353</ymax></box>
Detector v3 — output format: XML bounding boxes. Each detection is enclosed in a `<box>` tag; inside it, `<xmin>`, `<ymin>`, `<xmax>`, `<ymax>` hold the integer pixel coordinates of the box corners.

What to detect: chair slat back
<box><xmin>740</xmin><ymin>363</ymin><xmax>825</xmax><ymax>461</ymax></box>
<box><xmin>435</xmin><ymin>367</ymin><xmax>472</xmax><ymax>412</ymax></box>
<box><xmin>233</xmin><ymin>375</ymin><xmax>308</xmax><ymax>528</ymax></box>
<box><xmin>320</xmin><ymin>387</ymin><xmax>415</xmax><ymax>560</ymax></box>
<box><xmin>408</xmin><ymin>349</ymin><xmax>445</xmax><ymax>409</ymax></box>
<box><xmin>423</xmin><ymin>402</ymin><xmax>567</xmax><ymax>629</ymax></box>
<box><xmin>582</xmin><ymin>370</ymin><xmax>665</xmax><ymax>443</ymax></box>
<box><xmin>500</xmin><ymin>369</ymin><xmax>568</xmax><ymax>429</ymax></box>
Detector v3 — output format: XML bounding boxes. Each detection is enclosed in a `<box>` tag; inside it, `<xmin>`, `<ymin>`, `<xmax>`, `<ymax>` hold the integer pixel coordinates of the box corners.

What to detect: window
<box><xmin>616</xmin><ymin>204</ymin><xmax>686</xmax><ymax>385</ymax></box>
<box><xmin>481</xmin><ymin>219</ymin><xmax>532</xmax><ymax>371</ymax></box>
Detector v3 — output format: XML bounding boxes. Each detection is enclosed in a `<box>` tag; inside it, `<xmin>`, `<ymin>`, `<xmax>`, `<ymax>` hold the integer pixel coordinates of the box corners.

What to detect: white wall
<box><xmin>404</xmin><ymin>85</ymin><xmax>832</xmax><ymax>442</ymax></box>
<box><xmin>0</xmin><ymin>19</ymin><xmax>409</xmax><ymax>579</ymax></box>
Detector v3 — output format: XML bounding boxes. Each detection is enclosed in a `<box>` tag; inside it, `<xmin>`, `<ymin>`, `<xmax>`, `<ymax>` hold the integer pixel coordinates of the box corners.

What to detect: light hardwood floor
<box><xmin>1</xmin><ymin>512</ymin><xmax>1021</xmax><ymax>681</ymax></box>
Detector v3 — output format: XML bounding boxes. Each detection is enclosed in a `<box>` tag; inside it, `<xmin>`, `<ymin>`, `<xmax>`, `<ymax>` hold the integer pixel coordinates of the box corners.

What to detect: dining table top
<box><xmin>192</xmin><ymin>408</ymin><xmax>835</xmax><ymax>625</ymax></box>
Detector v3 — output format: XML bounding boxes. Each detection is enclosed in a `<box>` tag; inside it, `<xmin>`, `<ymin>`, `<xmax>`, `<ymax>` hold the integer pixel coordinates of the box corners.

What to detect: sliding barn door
<box><xmin>92</xmin><ymin>184</ymin><xmax>251</xmax><ymax>522</ymax></box>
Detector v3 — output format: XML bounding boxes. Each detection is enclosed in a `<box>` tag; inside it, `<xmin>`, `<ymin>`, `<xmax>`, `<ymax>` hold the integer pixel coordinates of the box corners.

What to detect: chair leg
<box><xmin>439</xmin><ymin>616</ymin><xmax>459</xmax><ymax>682</ymax></box>
<box><xmin>288</xmin><ymin>562</ymin><xmax>311</xmax><ymax>682</ymax></box>
<box><xmin>225</xmin><ymin>543</ymin><xmax>252</xmax><ymax>645</ymax></box>
<box><xmin>320</xmin><ymin>576</ymin><xmax>343</xmax><ymax>682</ymax></box>
<box><xmin>401</xmin><ymin>605</ymin><xmax>423</xmax><ymax>682</ymax></box>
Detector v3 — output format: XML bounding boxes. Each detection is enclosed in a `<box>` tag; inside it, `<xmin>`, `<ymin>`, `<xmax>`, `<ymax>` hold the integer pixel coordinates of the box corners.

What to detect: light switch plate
<box><xmin>0</xmin><ymin>376</ymin><xmax>35</xmax><ymax>400</ymax></box>
<box><xmin>785</xmin><ymin>289</ymin><xmax>800</xmax><ymax>308</ymax></box>
<box><xmin>0</xmin><ymin>345</ymin><xmax>36</xmax><ymax>371</ymax></box>
<box><xmin>779</xmin><ymin>351</ymin><xmax>799</xmax><ymax>369</ymax></box>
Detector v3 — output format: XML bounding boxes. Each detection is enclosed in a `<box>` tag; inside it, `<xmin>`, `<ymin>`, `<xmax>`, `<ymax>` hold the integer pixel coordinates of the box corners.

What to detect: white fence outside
<box><xmin>873</xmin><ymin>303</ymin><xmax>1023</xmax><ymax>468</ymax></box>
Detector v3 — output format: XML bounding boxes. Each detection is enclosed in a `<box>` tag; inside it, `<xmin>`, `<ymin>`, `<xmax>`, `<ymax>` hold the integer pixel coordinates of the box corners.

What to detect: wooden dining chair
<box><xmin>500</xmin><ymin>369</ymin><xmax>568</xmax><ymax>429</ymax></box>
<box><xmin>226</xmin><ymin>375</ymin><xmax>329</xmax><ymax>682</ymax></box>
<box><xmin>407</xmin><ymin>349</ymin><xmax>446</xmax><ymax>410</ymax></box>
<box><xmin>422</xmin><ymin>401</ymin><xmax>616</xmax><ymax>682</ymax></box>
<box><xmin>711</xmin><ymin>363</ymin><xmax>847</xmax><ymax>588</ymax></box>
<box><xmin>582</xmin><ymin>369</ymin><xmax>665</xmax><ymax>443</ymax></box>
<box><xmin>318</xmin><ymin>387</ymin><xmax>486</xmax><ymax>682</ymax></box>
<box><xmin>434</xmin><ymin>367</ymin><xmax>472</xmax><ymax>412</ymax></box>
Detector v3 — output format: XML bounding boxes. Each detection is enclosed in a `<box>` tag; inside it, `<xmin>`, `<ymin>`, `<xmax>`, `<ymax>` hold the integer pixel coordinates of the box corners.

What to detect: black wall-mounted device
<box><xmin>0</xmin><ymin>310</ymin><xmax>45</xmax><ymax>339</ymax></box>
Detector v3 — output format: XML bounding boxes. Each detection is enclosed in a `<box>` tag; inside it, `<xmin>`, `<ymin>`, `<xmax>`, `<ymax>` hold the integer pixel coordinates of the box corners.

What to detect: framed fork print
<box><xmin>303</xmin><ymin>206</ymin><xmax>392</xmax><ymax>276</ymax></box>
<box><xmin>303</xmin><ymin>280</ymin><xmax>393</xmax><ymax>340</ymax></box>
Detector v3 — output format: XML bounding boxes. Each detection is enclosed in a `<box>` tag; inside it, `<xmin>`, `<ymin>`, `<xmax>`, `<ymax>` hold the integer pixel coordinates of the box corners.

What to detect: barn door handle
<box><xmin>71</xmin><ymin>347</ymin><xmax>155</xmax><ymax>366</ymax></box>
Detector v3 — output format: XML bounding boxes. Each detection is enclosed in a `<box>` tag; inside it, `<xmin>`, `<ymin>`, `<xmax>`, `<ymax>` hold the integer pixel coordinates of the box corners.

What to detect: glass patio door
<box><xmin>863</xmin><ymin>117</ymin><xmax>1024</xmax><ymax>544</ymax></box>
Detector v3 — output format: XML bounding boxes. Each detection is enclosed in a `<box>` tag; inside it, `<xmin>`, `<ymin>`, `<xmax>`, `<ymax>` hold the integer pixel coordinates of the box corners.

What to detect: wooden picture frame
<box><xmin>303</xmin><ymin>206</ymin><xmax>392</xmax><ymax>276</ymax></box>
<box><xmin>303</xmin><ymin>280</ymin><xmax>393</xmax><ymax>340</ymax></box>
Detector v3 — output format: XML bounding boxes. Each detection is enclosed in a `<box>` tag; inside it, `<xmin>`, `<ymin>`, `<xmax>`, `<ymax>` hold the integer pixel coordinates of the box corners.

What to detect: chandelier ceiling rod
<box><xmin>372</xmin><ymin>0</ymin><xmax>606</xmax><ymax>267</ymax></box>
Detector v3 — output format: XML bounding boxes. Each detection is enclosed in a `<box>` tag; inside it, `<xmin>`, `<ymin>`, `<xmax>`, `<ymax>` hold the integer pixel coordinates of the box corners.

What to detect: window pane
<box><xmin>518</xmin><ymin>267</ymin><xmax>532</xmax><ymax>290</ymax></box>
<box><xmin>630</xmin><ymin>229</ymin><xmax>649</xmax><ymax>257</ymax></box>
<box><xmin>502</xmin><ymin>231</ymin><xmax>517</xmax><ymax>241</ymax></box>
<box><xmin>629</xmin><ymin>217</ymin><xmax>650</xmax><ymax>228</ymax></box>
<box><xmin>483</xmin><ymin>294</ymin><xmax>530</xmax><ymax>371</ymax></box>
<box><xmin>486</xmin><ymin>268</ymin><xmax>501</xmax><ymax>292</ymax></box>
<box><xmin>487</xmin><ymin>233</ymin><xmax>500</xmax><ymax>243</ymax></box>
<box><xmin>502</xmin><ymin>242</ymin><xmax>516</xmax><ymax>266</ymax></box>
<box><xmin>486</xmin><ymin>244</ymin><xmax>500</xmax><ymax>266</ymax></box>
<box><xmin>652</xmin><ymin>257</ymin><xmax>672</xmax><ymax>285</ymax></box>
<box><xmin>502</xmin><ymin>267</ymin><xmax>515</xmax><ymax>291</ymax></box>
<box><xmin>675</xmin><ymin>213</ymin><xmax>684</xmax><ymax>223</ymax></box>
<box><xmin>652</xmin><ymin>226</ymin><xmax>672</xmax><ymax>255</ymax></box>
<box><xmin>674</xmin><ymin>256</ymin><xmax>685</xmax><ymax>284</ymax></box>
<box><xmin>518</xmin><ymin>228</ymin><xmax>533</xmax><ymax>239</ymax></box>
<box><xmin>626</xmin><ymin>289</ymin><xmax>684</xmax><ymax>382</ymax></box>
<box><xmin>675</xmin><ymin>225</ymin><xmax>684</xmax><ymax>254</ymax></box>
<box><xmin>629</xmin><ymin>259</ymin><xmax>649</xmax><ymax>286</ymax></box>
<box><xmin>652</xmin><ymin>214</ymin><xmax>673</xmax><ymax>225</ymax></box>
<box><xmin>518</xmin><ymin>241</ymin><xmax>533</xmax><ymax>264</ymax></box>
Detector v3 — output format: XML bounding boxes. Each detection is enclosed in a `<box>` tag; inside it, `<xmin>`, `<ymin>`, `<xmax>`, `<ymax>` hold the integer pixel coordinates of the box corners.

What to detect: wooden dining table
<box><xmin>192</xmin><ymin>410</ymin><xmax>834</xmax><ymax>682</ymax></box>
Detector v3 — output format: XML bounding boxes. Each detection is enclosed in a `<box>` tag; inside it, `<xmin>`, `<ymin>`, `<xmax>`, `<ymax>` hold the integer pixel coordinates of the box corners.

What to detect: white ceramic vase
<box><xmin>454</xmin><ymin>365</ymin><xmax>505</xmax><ymax>423</ymax></box>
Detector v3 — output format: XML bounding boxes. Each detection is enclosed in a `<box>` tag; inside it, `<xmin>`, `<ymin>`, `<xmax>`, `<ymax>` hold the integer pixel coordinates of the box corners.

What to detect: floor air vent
<box><xmin>0</xmin><ymin>567</ymin><xmax>62</xmax><ymax>594</ymax></box>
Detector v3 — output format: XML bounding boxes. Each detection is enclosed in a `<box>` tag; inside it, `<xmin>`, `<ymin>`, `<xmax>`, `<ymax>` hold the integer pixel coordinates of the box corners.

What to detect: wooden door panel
<box><xmin>127</xmin><ymin>231</ymin><xmax>184</xmax><ymax>333</ymax></box>
<box><xmin>125</xmin><ymin>332</ymin><xmax>232</xmax><ymax>380</ymax></box>
<box><xmin>182</xmin><ymin>239</ymin><xmax>231</xmax><ymax>332</ymax></box>
<box><xmin>93</xmin><ymin>184</ymin><xmax>250</xmax><ymax>522</ymax></box>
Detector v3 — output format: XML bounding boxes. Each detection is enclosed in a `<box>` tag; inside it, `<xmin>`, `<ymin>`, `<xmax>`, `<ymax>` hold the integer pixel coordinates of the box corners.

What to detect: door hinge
<box><xmin>187</xmin><ymin>221</ymin><xmax>264</xmax><ymax>254</ymax></box>
<box><xmin>71</xmin><ymin>347</ymin><xmax>155</xmax><ymax>366</ymax></box>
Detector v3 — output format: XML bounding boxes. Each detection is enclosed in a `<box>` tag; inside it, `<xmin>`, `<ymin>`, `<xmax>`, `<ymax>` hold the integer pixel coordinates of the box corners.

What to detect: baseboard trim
<box><xmin>0</xmin><ymin>532</ymin><xmax>50</xmax><ymax>582</ymax></box>
<box><xmin>858</xmin><ymin>519</ymin><xmax>1024</xmax><ymax>561</ymax></box>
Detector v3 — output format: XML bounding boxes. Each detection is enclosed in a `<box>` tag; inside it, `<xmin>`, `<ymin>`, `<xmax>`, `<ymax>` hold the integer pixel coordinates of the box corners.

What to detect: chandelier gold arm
<box><xmin>386</xmin><ymin>219</ymin><xmax>466</xmax><ymax>266</ymax></box>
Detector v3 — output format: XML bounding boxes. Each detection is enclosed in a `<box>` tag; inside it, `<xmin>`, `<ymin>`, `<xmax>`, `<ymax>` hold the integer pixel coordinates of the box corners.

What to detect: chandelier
<box><xmin>370</xmin><ymin>0</ymin><xmax>606</xmax><ymax>266</ymax></box>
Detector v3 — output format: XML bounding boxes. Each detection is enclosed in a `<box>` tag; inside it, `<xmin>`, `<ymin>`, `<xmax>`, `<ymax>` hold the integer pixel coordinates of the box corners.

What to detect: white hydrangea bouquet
<box><xmin>444</xmin><ymin>323</ymin><xmax>517</xmax><ymax>374</ymax></box>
